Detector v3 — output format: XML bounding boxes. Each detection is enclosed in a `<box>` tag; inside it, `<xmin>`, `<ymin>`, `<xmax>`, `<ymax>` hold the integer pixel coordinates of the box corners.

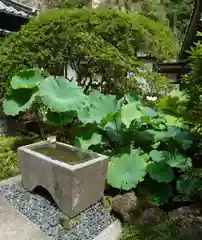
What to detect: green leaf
<box><xmin>3</xmin><ymin>89</ymin><xmax>38</xmax><ymax>116</ymax></box>
<box><xmin>124</xmin><ymin>92</ymin><xmax>139</xmax><ymax>103</ymax></box>
<box><xmin>149</xmin><ymin>150</ymin><xmax>168</xmax><ymax>162</ymax></box>
<box><xmin>151</xmin><ymin>141</ymin><xmax>161</xmax><ymax>149</ymax></box>
<box><xmin>164</xmin><ymin>114</ymin><xmax>184</xmax><ymax>128</ymax></box>
<box><xmin>121</xmin><ymin>102</ymin><xmax>143</xmax><ymax>128</ymax></box>
<box><xmin>176</xmin><ymin>175</ymin><xmax>201</xmax><ymax>195</ymax></box>
<box><xmin>138</xmin><ymin>179</ymin><xmax>173</xmax><ymax>206</ymax></box>
<box><xmin>11</xmin><ymin>68</ymin><xmax>43</xmax><ymax>89</ymax></box>
<box><xmin>39</xmin><ymin>77</ymin><xmax>86</xmax><ymax>112</ymax></box>
<box><xmin>103</xmin><ymin>119</ymin><xmax>125</xmax><ymax>142</ymax></box>
<box><xmin>175</xmin><ymin>131</ymin><xmax>193</xmax><ymax>150</ymax></box>
<box><xmin>74</xmin><ymin>126</ymin><xmax>102</xmax><ymax>150</ymax></box>
<box><xmin>75</xmin><ymin>132</ymin><xmax>102</xmax><ymax>150</ymax></box>
<box><xmin>142</xmin><ymin>107</ymin><xmax>158</xmax><ymax>118</ymax></box>
<box><xmin>88</xmin><ymin>93</ymin><xmax>117</xmax><ymax>124</ymax></box>
<box><xmin>45</xmin><ymin>110</ymin><xmax>75</xmax><ymax>126</ymax></box>
<box><xmin>147</xmin><ymin>162</ymin><xmax>174</xmax><ymax>183</ymax></box>
<box><xmin>77</xmin><ymin>92</ymin><xmax>118</xmax><ymax>124</ymax></box>
<box><xmin>107</xmin><ymin>153</ymin><xmax>147</xmax><ymax>190</ymax></box>
<box><xmin>167</xmin><ymin>154</ymin><xmax>192</xmax><ymax>170</ymax></box>
<box><xmin>145</xmin><ymin>129</ymin><xmax>172</xmax><ymax>142</ymax></box>
<box><xmin>77</xmin><ymin>105</ymin><xmax>90</xmax><ymax>124</ymax></box>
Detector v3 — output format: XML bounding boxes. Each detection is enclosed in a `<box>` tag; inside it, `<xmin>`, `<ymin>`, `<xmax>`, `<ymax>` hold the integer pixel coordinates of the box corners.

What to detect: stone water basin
<box><xmin>18</xmin><ymin>141</ymin><xmax>108</xmax><ymax>218</ymax></box>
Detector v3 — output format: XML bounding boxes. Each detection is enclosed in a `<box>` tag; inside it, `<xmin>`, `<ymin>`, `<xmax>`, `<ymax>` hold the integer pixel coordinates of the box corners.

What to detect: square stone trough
<box><xmin>18</xmin><ymin>141</ymin><xmax>109</xmax><ymax>218</ymax></box>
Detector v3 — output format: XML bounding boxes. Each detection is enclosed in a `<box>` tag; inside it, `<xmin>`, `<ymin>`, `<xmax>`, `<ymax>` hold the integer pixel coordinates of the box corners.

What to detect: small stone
<box><xmin>140</xmin><ymin>207</ymin><xmax>165</xmax><ymax>225</ymax></box>
<box><xmin>112</xmin><ymin>192</ymin><xmax>141</xmax><ymax>221</ymax></box>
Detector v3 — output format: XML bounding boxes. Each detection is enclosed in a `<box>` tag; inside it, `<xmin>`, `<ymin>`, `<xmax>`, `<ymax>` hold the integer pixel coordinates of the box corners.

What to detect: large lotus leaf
<box><xmin>107</xmin><ymin>153</ymin><xmax>147</xmax><ymax>190</ymax></box>
<box><xmin>3</xmin><ymin>89</ymin><xmax>38</xmax><ymax>116</ymax></box>
<box><xmin>39</xmin><ymin>77</ymin><xmax>86</xmax><ymax>112</ymax></box>
<box><xmin>74</xmin><ymin>126</ymin><xmax>102</xmax><ymax>150</ymax></box>
<box><xmin>88</xmin><ymin>93</ymin><xmax>118</xmax><ymax>124</ymax></box>
<box><xmin>45</xmin><ymin>110</ymin><xmax>75</xmax><ymax>126</ymax></box>
<box><xmin>147</xmin><ymin>162</ymin><xmax>174</xmax><ymax>183</ymax></box>
<box><xmin>167</xmin><ymin>153</ymin><xmax>192</xmax><ymax>170</ymax></box>
<box><xmin>149</xmin><ymin>150</ymin><xmax>168</xmax><ymax>162</ymax></box>
<box><xmin>137</xmin><ymin>179</ymin><xmax>173</xmax><ymax>206</ymax></box>
<box><xmin>121</xmin><ymin>102</ymin><xmax>144</xmax><ymax>128</ymax></box>
<box><xmin>11</xmin><ymin>68</ymin><xmax>43</xmax><ymax>89</ymax></box>
<box><xmin>78</xmin><ymin>92</ymin><xmax>118</xmax><ymax>124</ymax></box>
<box><xmin>77</xmin><ymin>105</ymin><xmax>90</xmax><ymax>124</ymax></box>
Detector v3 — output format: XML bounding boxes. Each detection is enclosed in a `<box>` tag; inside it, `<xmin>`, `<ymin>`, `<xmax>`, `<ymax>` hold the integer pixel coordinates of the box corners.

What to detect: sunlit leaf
<box><xmin>149</xmin><ymin>150</ymin><xmax>168</xmax><ymax>162</ymax></box>
<box><xmin>39</xmin><ymin>77</ymin><xmax>86</xmax><ymax>112</ymax></box>
<box><xmin>107</xmin><ymin>153</ymin><xmax>147</xmax><ymax>190</ymax></box>
<box><xmin>3</xmin><ymin>89</ymin><xmax>38</xmax><ymax>116</ymax></box>
<box><xmin>11</xmin><ymin>68</ymin><xmax>43</xmax><ymax>89</ymax></box>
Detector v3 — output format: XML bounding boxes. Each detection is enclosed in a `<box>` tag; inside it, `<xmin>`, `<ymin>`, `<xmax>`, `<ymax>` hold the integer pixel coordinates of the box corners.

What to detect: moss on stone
<box><xmin>101</xmin><ymin>196</ymin><xmax>113</xmax><ymax>212</ymax></box>
<box><xmin>58</xmin><ymin>212</ymin><xmax>81</xmax><ymax>230</ymax></box>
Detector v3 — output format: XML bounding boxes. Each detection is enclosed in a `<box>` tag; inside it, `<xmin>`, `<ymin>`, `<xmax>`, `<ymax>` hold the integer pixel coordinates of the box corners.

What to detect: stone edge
<box><xmin>0</xmin><ymin>175</ymin><xmax>21</xmax><ymax>186</ymax></box>
<box><xmin>93</xmin><ymin>219</ymin><xmax>122</xmax><ymax>240</ymax></box>
<box><xmin>0</xmin><ymin>175</ymin><xmax>122</xmax><ymax>240</ymax></box>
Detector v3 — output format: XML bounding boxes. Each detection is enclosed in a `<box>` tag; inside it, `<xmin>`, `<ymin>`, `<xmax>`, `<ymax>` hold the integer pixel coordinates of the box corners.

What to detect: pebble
<box><xmin>0</xmin><ymin>183</ymin><xmax>115</xmax><ymax>239</ymax></box>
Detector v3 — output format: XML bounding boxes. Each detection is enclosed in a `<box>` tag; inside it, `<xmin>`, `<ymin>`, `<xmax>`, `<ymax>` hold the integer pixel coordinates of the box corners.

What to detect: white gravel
<box><xmin>0</xmin><ymin>183</ymin><xmax>115</xmax><ymax>240</ymax></box>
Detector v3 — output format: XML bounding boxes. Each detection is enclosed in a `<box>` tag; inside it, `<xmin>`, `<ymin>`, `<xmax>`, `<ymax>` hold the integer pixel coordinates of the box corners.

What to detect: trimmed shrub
<box><xmin>0</xmin><ymin>8</ymin><xmax>176</xmax><ymax>96</ymax></box>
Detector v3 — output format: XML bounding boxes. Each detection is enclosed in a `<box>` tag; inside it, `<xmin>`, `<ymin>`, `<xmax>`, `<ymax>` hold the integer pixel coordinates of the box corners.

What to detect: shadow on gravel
<box><xmin>33</xmin><ymin>185</ymin><xmax>57</xmax><ymax>207</ymax></box>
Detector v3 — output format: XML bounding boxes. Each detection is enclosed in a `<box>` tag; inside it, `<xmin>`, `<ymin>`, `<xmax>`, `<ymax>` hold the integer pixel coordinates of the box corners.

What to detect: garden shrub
<box><xmin>182</xmin><ymin>34</ymin><xmax>202</xmax><ymax>136</ymax></box>
<box><xmin>3</xmin><ymin>69</ymin><xmax>196</xmax><ymax>206</ymax></box>
<box><xmin>0</xmin><ymin>8</ymin><xmax>176</xmax><ymax>98</ymax></box>
<box><xmin>0</xmin><ymin>135</ymin><xmax>38</xmax><ymax>180</ymax></box>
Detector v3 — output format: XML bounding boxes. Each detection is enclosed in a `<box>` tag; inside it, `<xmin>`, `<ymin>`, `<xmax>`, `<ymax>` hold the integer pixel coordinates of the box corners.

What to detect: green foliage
<box><xmin>147</xmin><ymin>162</ymin><xmax>174</xmax><ymax>183</ymax></box>
<box><xmin>107</xmin><ymin>153</ymin><xmax>147</xmax><ymax>190</ymax></box>
<box><xmin>121</xmin><ymin>218</ymin><xmax>183</xmax><ymax>240</ymax></box>
<box><xmin>131</xmin><ymin>71</ymin><xmax>174</xmax><ymax>101</ymax></box>
<box><xmin>166</xmin><ymin>0</ymin><xmax>195</xmax><ymax>43</ymax></box>
<box><xmin>0</xmin><ymin>136</ymin><xmax>39</xmax><ymax>180</ymax></box>
<box><xmin>174</xmin><ymin>169</ymin><xmax>202</xmax><ymax>202</ymax></box>
<box><xmin>39</xmin><ymin>77</ymin><xmax>86</xmax><ymax>112</ymax></box>
<box><xmin>181</xmin><ymin>38</ymin><xmax>202</xmax><ymax>136</ymax></box>
<box><xmin>0</xmin><ymin>8</ymin><xmax>176</xmax><ymax>98</ymax></box>
<box><xmin>3</xmin><ymin>69</ymin><xmax>196</xmax><ymax>206</ymax></box>
<box><xmin>137</xmin><ymin>179</ymin><xmax>173</xmax><ymax>206</ymax></box>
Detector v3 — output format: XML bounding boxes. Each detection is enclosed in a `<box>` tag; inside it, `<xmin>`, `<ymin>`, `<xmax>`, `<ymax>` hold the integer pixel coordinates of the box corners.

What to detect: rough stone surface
<box><xmin>18</xmin><ymin>141</ymin><xmax>108</xmax><ymax>217</ymax></box>
<box><xmin>112</xmin><ymin>192</ymin><xmax>140</xmax><ymax>221</ymax></box>
<box><xmin>140</xmin><ymin>207</ymin><xmax>165</xmax><ymax>225</ymax></box>
<box><xmin>0</xmin><ymin>182</ymin><xmax>116</xmax><ymax>240</ymax></box>
<box><xmin>94</xmin><ymin>220</ymin><xmax>122</xmax><ymax>240</ymax></box>
<box><xmin>169</xmin><ymin>205</ymin><xmax>202</xmax><ymax>240</ymax></box>
<box><xmin>0</xmin><ymin>195</ymin><xmax>53</xmax><ymax>240</ymax></box>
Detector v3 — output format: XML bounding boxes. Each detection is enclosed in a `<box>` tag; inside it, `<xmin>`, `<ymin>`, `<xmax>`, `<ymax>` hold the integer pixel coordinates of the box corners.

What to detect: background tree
<box><xmin>0</xmin><ymin>8</ymin><xmax>175</xmax><ymax>98</ymax></box>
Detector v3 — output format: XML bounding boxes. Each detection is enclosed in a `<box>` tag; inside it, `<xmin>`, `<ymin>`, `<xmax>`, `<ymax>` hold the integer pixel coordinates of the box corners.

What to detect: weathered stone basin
<box><xmin>18</xmin><ymin>141</ymin><xmax>109</xmax><ymax>218</ymax></box>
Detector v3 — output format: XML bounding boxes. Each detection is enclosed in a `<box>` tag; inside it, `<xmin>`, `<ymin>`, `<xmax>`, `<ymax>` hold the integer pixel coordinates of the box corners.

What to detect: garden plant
<box><xmin>3</xmin><ymin>68</ymin><xmax>201</xmax><ymax>207</ymax></box>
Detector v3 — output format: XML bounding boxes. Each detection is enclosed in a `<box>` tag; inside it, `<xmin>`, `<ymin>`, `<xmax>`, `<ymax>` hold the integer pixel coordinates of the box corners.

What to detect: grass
<box><xmin>0</xmin><ymin>136</ymin><xmax>39</xmax><ymax>180</ymax></box>
<box><xmin>121</xmin><ymin>218</ymin><xmax>183</xmax><ymax>240</ymax></box>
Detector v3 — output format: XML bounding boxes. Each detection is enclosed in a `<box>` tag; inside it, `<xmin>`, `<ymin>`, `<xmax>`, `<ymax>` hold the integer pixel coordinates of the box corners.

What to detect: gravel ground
<box><xmin>0</xmin><ymin>182</ymin><xmax>115</xmax><ymax>240</ymax></box>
